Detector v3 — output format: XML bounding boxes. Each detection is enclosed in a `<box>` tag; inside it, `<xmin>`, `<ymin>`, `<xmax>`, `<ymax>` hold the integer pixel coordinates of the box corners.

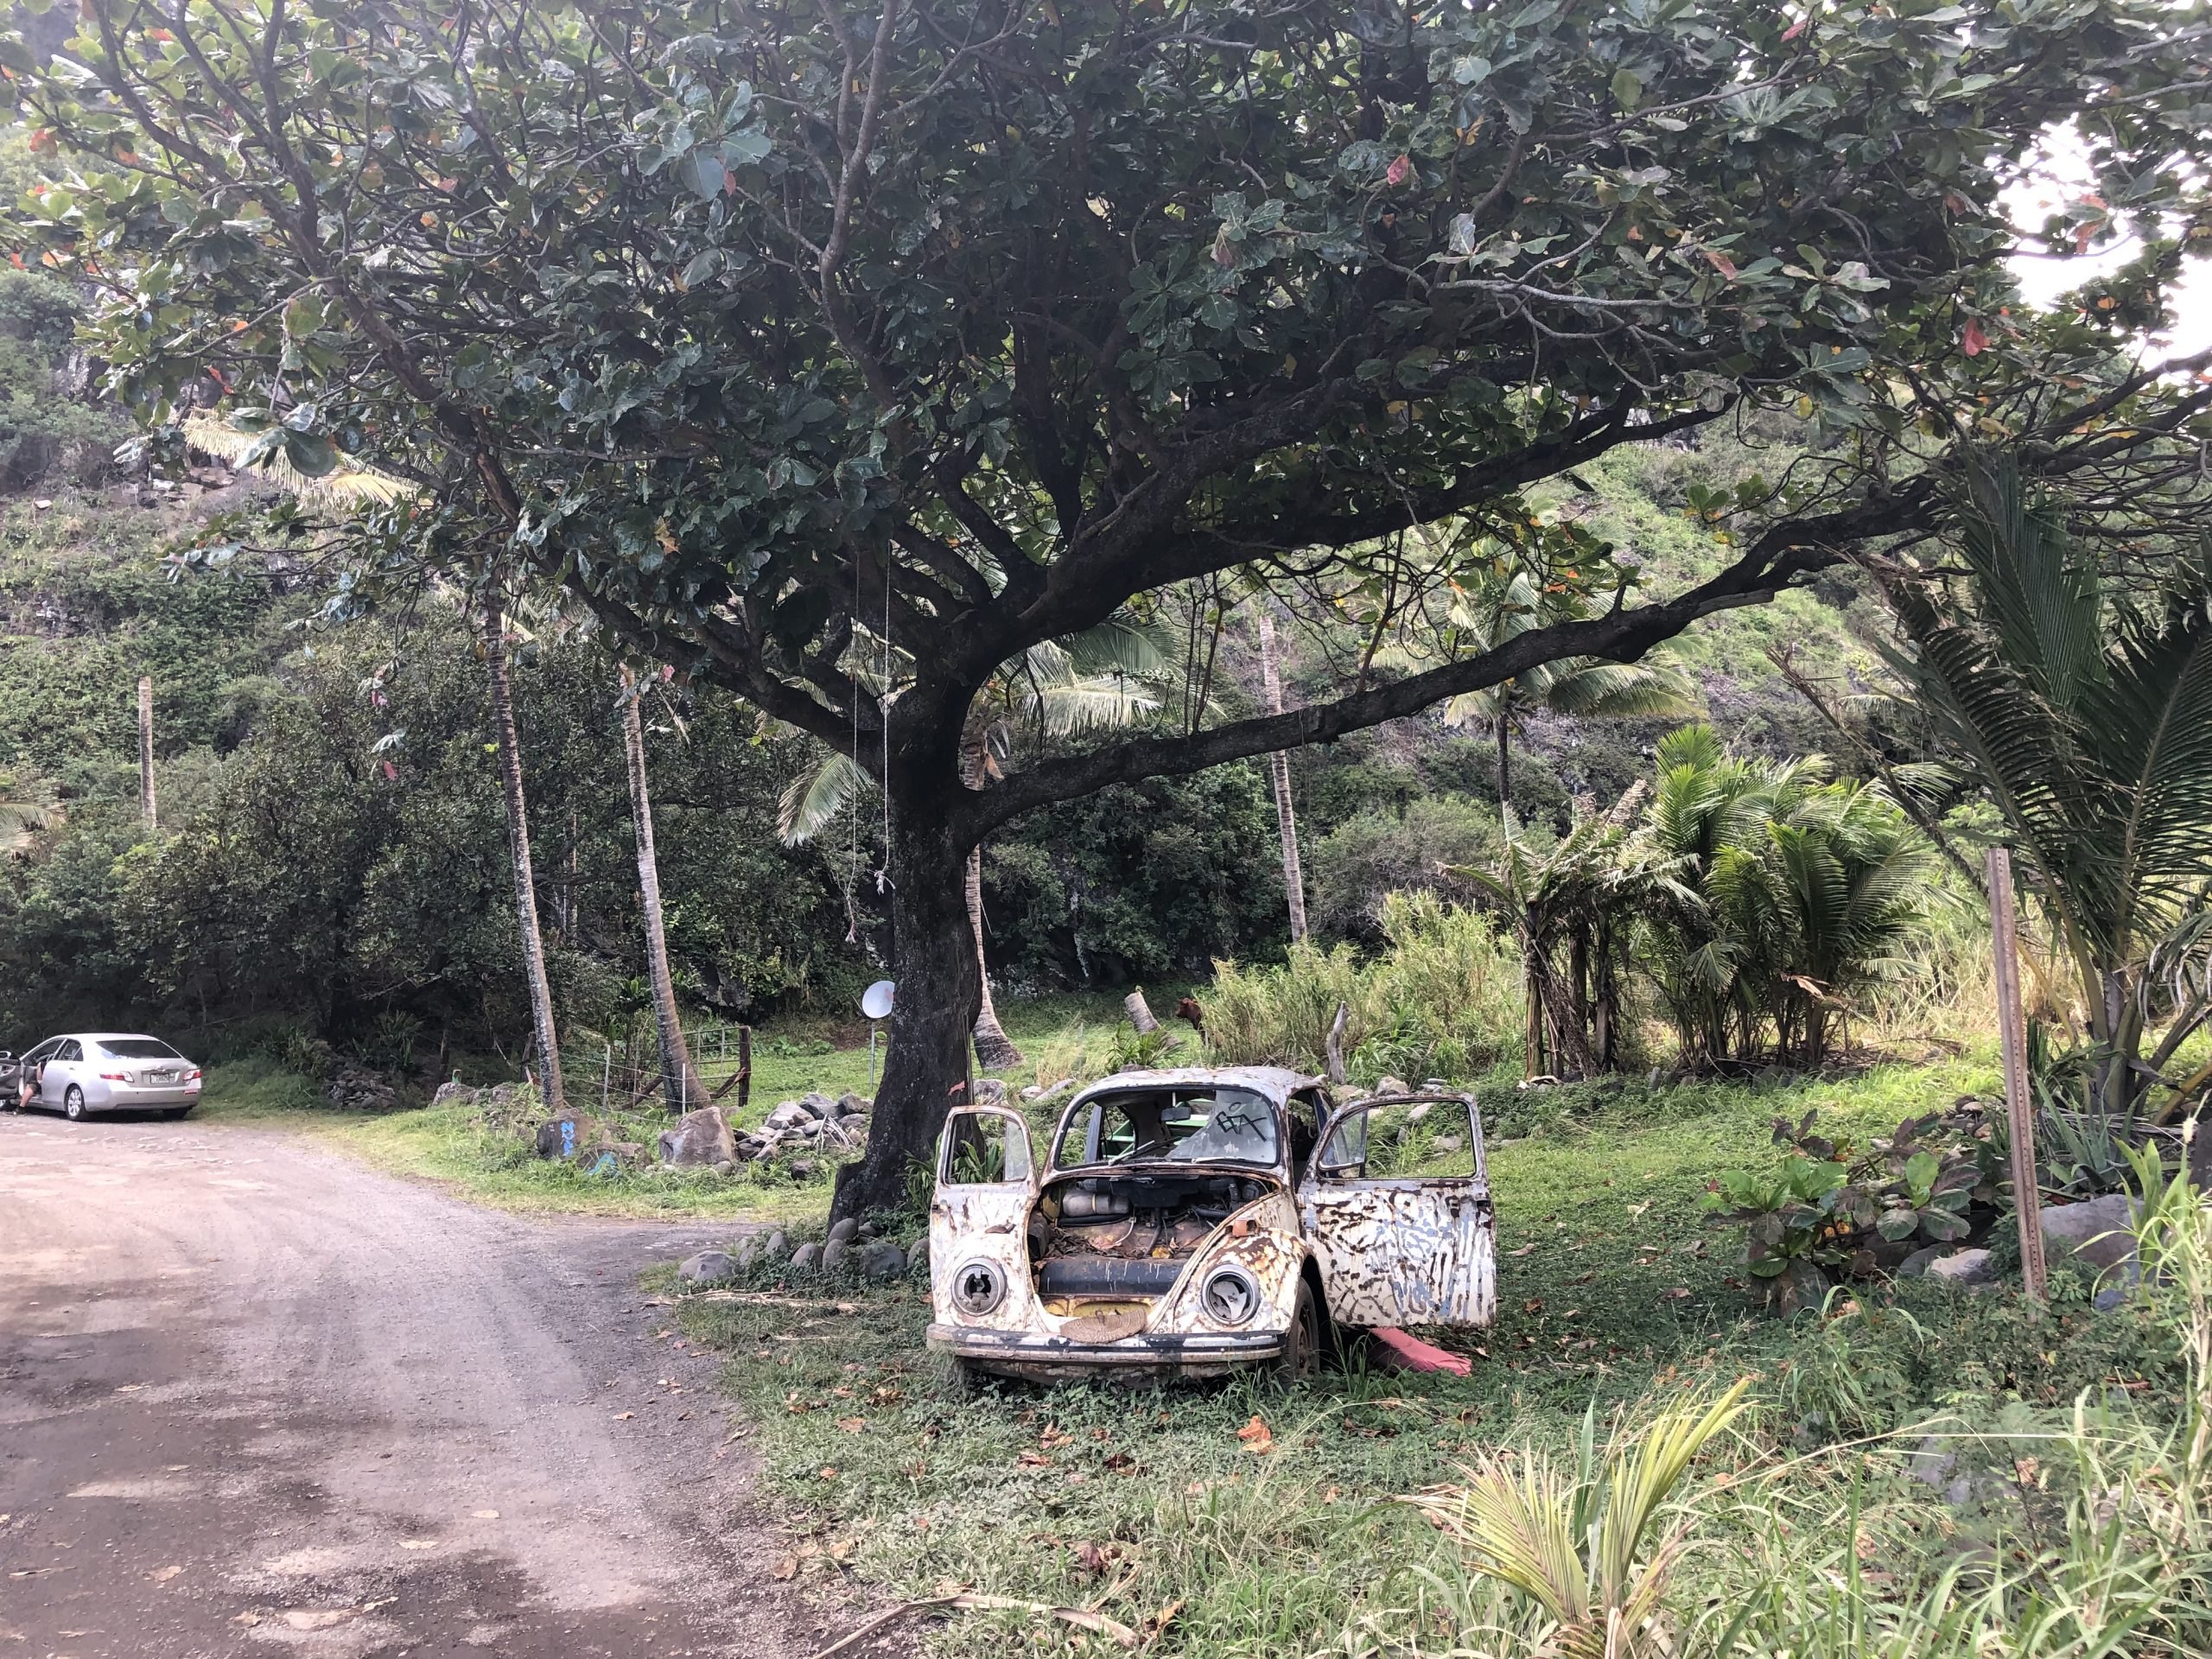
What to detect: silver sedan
<box><xmin>15</xmin><ymin>1033</ymin><xmax>204</xmax><ymax>1121</ymax></box>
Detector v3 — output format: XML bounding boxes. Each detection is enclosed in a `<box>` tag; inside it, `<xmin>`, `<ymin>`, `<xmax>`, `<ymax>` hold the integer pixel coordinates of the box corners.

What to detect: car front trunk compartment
<box><xmin>1031</xmin><ymin>1170</ymin><xmax>1269</xmax><ymax>1316</ymax></box>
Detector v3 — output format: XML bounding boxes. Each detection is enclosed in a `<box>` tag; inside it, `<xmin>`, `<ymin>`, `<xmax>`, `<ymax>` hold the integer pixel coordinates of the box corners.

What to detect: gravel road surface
<box><xmin>0</xmin><ymin>1109</ymin><xmax>826</xmax><ymax>1658</ymax></box>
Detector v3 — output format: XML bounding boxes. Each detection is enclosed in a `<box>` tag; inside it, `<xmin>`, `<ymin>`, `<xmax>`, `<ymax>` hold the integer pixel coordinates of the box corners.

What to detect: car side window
<box><xmin>940</xmin><ymin>1109</ymin><xmax>1032</xmax><ymax>1185</ymax></box>
<box><xmin>1317</xmin><ymin>1100</ymin><xmax>1477</xmax><ymax>1180</ymax></box>
<box><xmin>1287</xmin><ymin>1089</ymin><xmax>1325</xmax><ymax>1170</ymax></box>
<box><xmin>55</xmin><ymin>1040</ymin><xmax>82</xmax><ymax>1064</ymax></box>
<box><xmin>23</xmin><ymin>1039</ymin><xmax>54</xmax><ymax>1062</ymax></box>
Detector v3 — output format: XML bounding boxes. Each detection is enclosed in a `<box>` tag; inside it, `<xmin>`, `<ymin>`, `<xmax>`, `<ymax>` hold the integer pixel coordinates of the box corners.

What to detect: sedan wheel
<box><xmin>64</xmin><ymin>1084</ymin><xmax>88</xmax><ymax>1122</ymax></box>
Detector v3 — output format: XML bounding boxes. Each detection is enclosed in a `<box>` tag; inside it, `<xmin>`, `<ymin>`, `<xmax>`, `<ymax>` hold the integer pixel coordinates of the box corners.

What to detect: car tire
<box><xmin>164</xmin><ymin>1107</ymin><xmax>193</xmax><ymax>1121</ymax></box>
<box><xmin>64</xmin><ymin>1085</ymin><xmax>88</xmax><ymax>1122</ymax></box>
<box><xmin>1274</xmin><ymin>1279</ymin><xmax>1322</xmax><ymax>1385</ymax></box>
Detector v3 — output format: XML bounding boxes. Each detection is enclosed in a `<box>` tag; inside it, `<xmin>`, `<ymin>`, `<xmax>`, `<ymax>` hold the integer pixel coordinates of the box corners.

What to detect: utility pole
<box><xmin>1255</xmin><ymin>607</ymin><xmax>1307</xmax><ymax>943</ymax></box>
<box><xmin>137</xmin><ymin>676</ymin><xmax>156</xmax><ymax>832</ymax></box>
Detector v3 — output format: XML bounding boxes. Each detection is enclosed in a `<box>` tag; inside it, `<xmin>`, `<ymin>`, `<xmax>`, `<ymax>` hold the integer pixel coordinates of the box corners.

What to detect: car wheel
<box><xmin>164</xmin><ymin>1107</ymin><xmax>193</xmax><ymax>1121</ymax></box>
<box><xmin>1274</xmin><ymin>1279</ymin><xmax>1321</xmax><ymax>1385</ymax></box>
<box><xmin>64</xmin><ymin>1085</ymin><xmax>88</xmax><ymax>1122</ymax></box>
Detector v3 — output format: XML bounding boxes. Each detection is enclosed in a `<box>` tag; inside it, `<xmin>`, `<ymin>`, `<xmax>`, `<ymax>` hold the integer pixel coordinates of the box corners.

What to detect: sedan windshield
<box><xmin>98</xmin><ymin>1039</ymin><xmax>182</xmax><ymax>1060</ymax></box>
<box><xmin>1054</xmin><ymin>1087</ymin><xmax>1280</xmax><ymax>1170</ymax></box>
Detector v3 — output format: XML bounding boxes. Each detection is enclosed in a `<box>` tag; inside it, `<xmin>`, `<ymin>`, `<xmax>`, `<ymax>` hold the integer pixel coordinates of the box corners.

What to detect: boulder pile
<box><xmin>326</xmin><ymin>1064</ymin><xmax>400</xmax><ymax>1113</ymax></box>
<box><xmin>731</xmin><ymin>1091</ymin><xmax>869</xmax><ymax>1163</ymax></box>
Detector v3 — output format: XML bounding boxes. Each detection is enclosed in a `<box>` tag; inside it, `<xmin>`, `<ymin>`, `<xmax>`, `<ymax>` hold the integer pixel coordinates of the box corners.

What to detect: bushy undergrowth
<box><xmin>1200</xmin><ymin>892</ymin><xmax>1522</xmax><ymax>1082</ymax></box>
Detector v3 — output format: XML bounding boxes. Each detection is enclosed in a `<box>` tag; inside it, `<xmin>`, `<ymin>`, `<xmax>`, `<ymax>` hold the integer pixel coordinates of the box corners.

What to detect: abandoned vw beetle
<box><xmin>926</xmin><ymin>1067</ymin><xmax>1495</xmax><ymax>1384</ymax></box>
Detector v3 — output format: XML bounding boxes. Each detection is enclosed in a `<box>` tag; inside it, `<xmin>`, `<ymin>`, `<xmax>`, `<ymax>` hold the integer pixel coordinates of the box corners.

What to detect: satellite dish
<box><xmin>861</xmin><ymin>980</ymin><xmax>896</xmax><ymax>1021</ymax></box>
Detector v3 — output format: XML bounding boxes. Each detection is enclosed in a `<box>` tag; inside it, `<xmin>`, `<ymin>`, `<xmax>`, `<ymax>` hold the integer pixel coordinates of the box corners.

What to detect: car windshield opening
<box><xmin>99</xmin><ymin>1039</ymin><xmax>181</xmax><ymax>1059</ymax></box>
<box><xmin>1058</xmin><ymin>1087</ymin><xmax>1279</xmax><ymax>1169</ymax></box>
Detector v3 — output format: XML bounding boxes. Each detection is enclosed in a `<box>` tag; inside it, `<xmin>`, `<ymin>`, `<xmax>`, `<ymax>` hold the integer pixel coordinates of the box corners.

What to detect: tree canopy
<box><xmin>14</xmin><ymin>0</ymin><xmax>2210</xmax><ymax>1212</ymax></box>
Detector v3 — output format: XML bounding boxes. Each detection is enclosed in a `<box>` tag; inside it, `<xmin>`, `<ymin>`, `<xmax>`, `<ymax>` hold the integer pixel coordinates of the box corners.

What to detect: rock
<box><xmin>679</xmin><ymin>1250</ymin><xmax>738</xmax><ymax>1286</ymax></box>
<box><xmin>658</xmin><ymin>1105</ymin><xmax>738</xmax><ymax>1167</ymax></box>
<box><xmin>763</xmin><ymin>1102</ymin><xmax>817</xmax><ymax>1134</ymax></box>
<box><xmin>908</xmin><ymin>1238</ymin><xmax>930</xmax><ymax>1274</ymax></box>
<box><xmin>429</xmin><ymin>1079</ymin><xmax>476</xmax><ymax>1110</ymax></box>
<box><xmin>764</xmin><ymin>1230</ymin><xmax>789</xmax><ymax>1262</ymax></box>
<box><xmin>973</xmin><ymin>1078</ymin><xmax>1008</xmax><ymax>1107</ymax></box>
<box><xmin>822</xmin><ymin>1238</ymin><xmax>850</xmax><ymax>1272</ymax></box>
<box><xmin>827</xmin><ymin>1217</ymin><xmax>861</xmax><ymax>1245</ymax></box>
<box><xmin>791</xmin><ymin>1242</ymin><xmax>820</xmax><ymax>1271</ymax></box>
<box><xmin>798</xmin><ymin>1091</ymin><xmax>838</xmax><ymax>1119</ymax></box>
<box><xmin>1404</xmin><ymin>1102</ymin><xmax>1433</xmax><ymax>1125</ymax></box>
<box><xmin>2040</xmin><ymin>1195</ymin><xmax>2139</xmax><ymax>1277</ymax></box>
<box><xmin>788</xmin><ymin>1159</ymin><xmax>818</xmax><ymax>1182</ymax></box>
<box><xmin>860</xmin><ymin>1240</ymin><xmax>906</xmax><ymax>1283</ymax></box>
<box><xmin>1376</xmin><ymin>1076</ymin><xmax>1410</xmax><ymax>1096</ymax></box>
<box><xmin>327</xmin><ymin>1064</ymin><xmax>398</xmax><ymax>1113</ymax></box>
<box><xmin>733</xmin><ymin>1133</ymin><xmax>772</xmax><ymax>1160</ymax></box>
<box><xmin>1432</xmin><ymin>1135</ymin><xmax>1465</xmax><ymax>1154</ymax></box>
<box><xmin>1925</xmin><ymin>1249</ymin><xmax>1996</xmax><ymax>1286</ymax></box>
<box><xmin>712</xmin><ymin>1159</ymin><xmax>735</xmax><ymax>1175</ymax></box>
<box><xmin>1023</xmin><ymin>1077</ymin><xmax>1077</xmax><ymax>1102</ymax></box>
<box><xmin>728</xmin><ymin>1236</ymin><xmax>764</xmax><ymax>1268</ymax></box>
<box><xmin>1898</xmin><ymin>1244</ymin><xmax>1949</xmax><ymax>1279</ymax></box>
<box><xmin>836</xmin><ymin>1092</ymin><xmax>870</xmax><ymax>1118</ymax></box>
<box><xmin>535</xmin><ymin>1115</ymin><xmax>598</xmax><ymax>1160</ymax></box>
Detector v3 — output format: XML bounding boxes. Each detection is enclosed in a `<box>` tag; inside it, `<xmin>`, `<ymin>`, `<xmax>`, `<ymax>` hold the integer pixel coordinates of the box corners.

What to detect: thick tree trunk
<box><xmin>830</xmin><ymin>800</ymin><xmax>980</xmax><ymax>1224</ymax></box>
<box><xmin>621</xmin><ymin>666</ymin><xmax>708</xmax><ymax>1112</ymax></box>
<box><xmin>1255</xmin><ymin>608</ymin><xmax>1307</xmax><ymax>944</ymax></box>
<box><xmin>961</xmin><ymin>728</ymin><xmax>1023</xmax><ymax>1071</ymax></box>
<box><xmin>481</xmin><ymin>600</ymin><xmax>565</xmax><ymax>1113</ymax></box>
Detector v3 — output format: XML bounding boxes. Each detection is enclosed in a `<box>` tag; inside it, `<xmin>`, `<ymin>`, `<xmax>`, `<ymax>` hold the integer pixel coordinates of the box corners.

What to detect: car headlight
<box><xmin>1198</xmin><ymin>1265</ymin><xmax>1261</xmax><ymax>1326</ymax></box>
<box><xmin>949</xmin><ymin>1259</ymin><xmax>1007</xmax><ymax>1318</ymax></box>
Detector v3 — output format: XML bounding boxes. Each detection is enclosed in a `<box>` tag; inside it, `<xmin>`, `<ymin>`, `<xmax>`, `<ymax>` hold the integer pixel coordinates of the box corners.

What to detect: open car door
<box><xmin>929</xmin><ymin>1105</ymin><xmax>1039</xmax><ymax>1309</ymax></box>
<box><xmin>1299</xmin><ymin>1093</ymin><xmax>1495</xmax><ymax>1328</ymax></box>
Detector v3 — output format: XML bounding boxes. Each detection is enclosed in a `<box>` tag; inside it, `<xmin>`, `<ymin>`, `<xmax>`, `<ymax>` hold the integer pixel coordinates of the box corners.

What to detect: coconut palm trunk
<box><xmin>621</xmin><ymin>666</ymin><xmax>709</xmax><ymax>1112</ymax></box>
<box><xmin>961</xmin><ymin>728</ymin><xmax>1024</xmax><ymax>1071</ymax></box>
<box><xmin>1494</xmin><ymin>695</ymin><xmax>1514</xmax><ymax>826</ymax></box>
<box><xmin>1255</xmin><ymin>607</ymin><xmax>1308</xmax><ymax>943</ymax></box>
<box><xmin>480</xmin><ymin>597</ymin><xmax>566</xmax><ymax>1112</ymax></box>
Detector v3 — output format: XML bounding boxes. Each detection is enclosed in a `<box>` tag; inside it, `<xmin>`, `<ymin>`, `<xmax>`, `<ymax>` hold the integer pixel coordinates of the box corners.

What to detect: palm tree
<box><xmin>0</xmin><ymin>770</ymin><xmax>60</xmax><ymax>856</ymax></box>
<box><xmin>780</xmin><ymin>615</ymin><xmax>1168</xmax><ymax>1071</ymax></box>
<box><xmin>1253</xmin><ymin>604</ymin><xmax>1308</xmax><ymax>943</ymax></box>
<box><xmin>620</xmin><ymin>665</ymin><xmax>709</xmax><ymax>1112</ymax></box>
<box><xmin>1881</xmin><ymin>454</ymin><xmax>2212</xmax><ymax>1114</ymax></box>
<box><xmin>1643</xmin><ymin>726</ymin><xmax>1934</xmax><ymax>1067</ymax></box>
<box><xmin>480</xmin><ymin>594</ymin><xmax>566</xmax><ymax>1112</ymax></box>
<box><xmin>1440</xmin><ymin>571</ymin><xmax>1700</xmax><ymax>822</ymax></box>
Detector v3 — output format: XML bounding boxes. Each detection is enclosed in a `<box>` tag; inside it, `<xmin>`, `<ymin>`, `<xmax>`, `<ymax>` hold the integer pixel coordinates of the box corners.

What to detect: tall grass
<box><xmin>1381</xmin><ymin>1159</ymin><xmax>2212</xmax><ymax>1658</ymax></box>
<box><xmin>1199</xmin><ymin>893</ymin><xmax>1522</xmax><ymax>1084</ymax></box>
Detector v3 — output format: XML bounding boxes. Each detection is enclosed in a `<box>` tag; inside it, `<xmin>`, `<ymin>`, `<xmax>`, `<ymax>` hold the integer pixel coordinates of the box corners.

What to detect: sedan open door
<box><xmin>1298</xmin><ymin>1092</ymin><xmax>1496</xmax><ymax>1328</ymax></box>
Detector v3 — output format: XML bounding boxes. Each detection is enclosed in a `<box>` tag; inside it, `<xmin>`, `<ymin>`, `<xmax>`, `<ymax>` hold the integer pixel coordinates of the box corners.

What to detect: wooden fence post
<box><xmin>1986</xmin><ymin>847</ymin><xmax>2048</xmax><ymax>1309</ymax></box>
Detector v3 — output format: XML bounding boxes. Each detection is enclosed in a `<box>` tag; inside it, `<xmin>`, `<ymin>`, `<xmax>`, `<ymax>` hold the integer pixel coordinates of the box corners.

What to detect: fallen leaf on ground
<box><xmin>1236</xmin><ymin>1415</ymin><xmax>1274</xmax><ymax>1455</ymax></box>
<box><xmin>1506</xmin><ymin>1243</ymin><xmax>1536</xmax><ymax>1256</ymax></box>
<box><xmin>283</xmin><ymin>1610</ymin><xmax>353</xmax><ymax>1631</ymax></box>
<box><xmin>150</xmin><ymin>1564</ymin><xmax>183</xmax><ymax>1584</ymax></box>
<box><xmin>835</xmin><ymin>1417</ymin><xmax>866</xmax><ymax>1433</ymax></box>
<box><xmin>473</xmin><ymin>1510</ymin><xmax>499</xmax><ymax>1519</ymax></box>
<box><xmin>399</xmin><ymin>1540</ymin><xmax>437</xmax><ymax>1551</ymax></box>
<box><xmin>1017</xmin><ymin>1451</ymin><xmax>1053</xmax><ymax>1467</ymax></box>
<box><xmin>613</xmin><ymin>1411</ymin><xmax>635</xmax><ymax>1421</ymax></box>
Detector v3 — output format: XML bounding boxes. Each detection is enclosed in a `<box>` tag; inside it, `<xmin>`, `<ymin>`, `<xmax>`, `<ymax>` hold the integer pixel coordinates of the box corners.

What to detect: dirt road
<box><xmin>0</xmin><ymin>1111</ymin><xmax>824</xmax><ymax>1658</ymax></box>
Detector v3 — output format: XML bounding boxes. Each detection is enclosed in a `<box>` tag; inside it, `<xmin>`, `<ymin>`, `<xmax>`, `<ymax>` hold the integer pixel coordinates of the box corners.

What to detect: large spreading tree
<box><xmin>14</xmin><ymin>0</ymin><xmax>2210</xmax><ymax>1217</ymax></box>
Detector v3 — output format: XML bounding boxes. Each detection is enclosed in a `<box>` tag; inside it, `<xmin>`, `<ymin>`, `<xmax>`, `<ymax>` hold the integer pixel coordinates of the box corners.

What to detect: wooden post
<box><xmin>737</xmin><ymin>1025</ymin><xmax>752</xmax><ymax>1112</ymax></box>
<box><xmin>137</xmin><ymin>676</ymin><xmax>156</xmax><ymax>831</ymax></box>
<box><xmin>1987</xmin><ymin>847</ymin><xmax>2048</xmax><ymax>1308</ymax></box>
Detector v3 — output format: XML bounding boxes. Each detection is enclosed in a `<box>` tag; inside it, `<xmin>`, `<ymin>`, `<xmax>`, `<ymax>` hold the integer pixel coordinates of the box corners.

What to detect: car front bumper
<box><xmin>926</xmin><ymin>1320</ymin><xmax>1284</xmax><ymax>1381</ymax></box>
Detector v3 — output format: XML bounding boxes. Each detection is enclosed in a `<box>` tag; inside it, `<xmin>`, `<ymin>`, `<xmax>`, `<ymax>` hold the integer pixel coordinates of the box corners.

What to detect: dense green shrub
<box><xmin>1307</xmin><ymin>792</ymin><xmax>1502</xmax><ymax>943</ymax></box>
<box><xmin>1199</xmin><ymin>891</ymin><xmax>1521</xmax><ymax>1083</ymax></box>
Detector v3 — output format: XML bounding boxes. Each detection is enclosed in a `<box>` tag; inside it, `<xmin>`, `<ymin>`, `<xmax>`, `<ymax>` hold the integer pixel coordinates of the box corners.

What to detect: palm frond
<box><xmin>778</xmin><ymin>750</ymin><xmax>870</xmax><ymax>845</ymax></box>
<box><xmin>183</xmin><ymin>415</ymin><xmax>419</xmax><ymax>507</ymax></box>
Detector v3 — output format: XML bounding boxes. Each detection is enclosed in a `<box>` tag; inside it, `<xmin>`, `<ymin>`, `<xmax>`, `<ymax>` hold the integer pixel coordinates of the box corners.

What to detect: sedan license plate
<box><xmin>148</xmin><ymin>1071</ymin><xmax>177</xmax><ymax>1084</ymax></box>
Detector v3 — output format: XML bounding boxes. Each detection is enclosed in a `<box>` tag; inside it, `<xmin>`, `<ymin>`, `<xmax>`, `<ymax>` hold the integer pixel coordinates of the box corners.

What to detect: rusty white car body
<box><xmin>925</xmin><ymin>1066</ymin><xmax>1496</xmax><ymax>1383</ymax></box>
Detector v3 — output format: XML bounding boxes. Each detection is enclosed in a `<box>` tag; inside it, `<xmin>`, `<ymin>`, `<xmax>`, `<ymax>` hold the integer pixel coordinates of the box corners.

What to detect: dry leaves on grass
<box><xmin>1236</xmin><ymin>1414</ymin><xmax>1274</xmax><ymax>1455</ymax></box>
